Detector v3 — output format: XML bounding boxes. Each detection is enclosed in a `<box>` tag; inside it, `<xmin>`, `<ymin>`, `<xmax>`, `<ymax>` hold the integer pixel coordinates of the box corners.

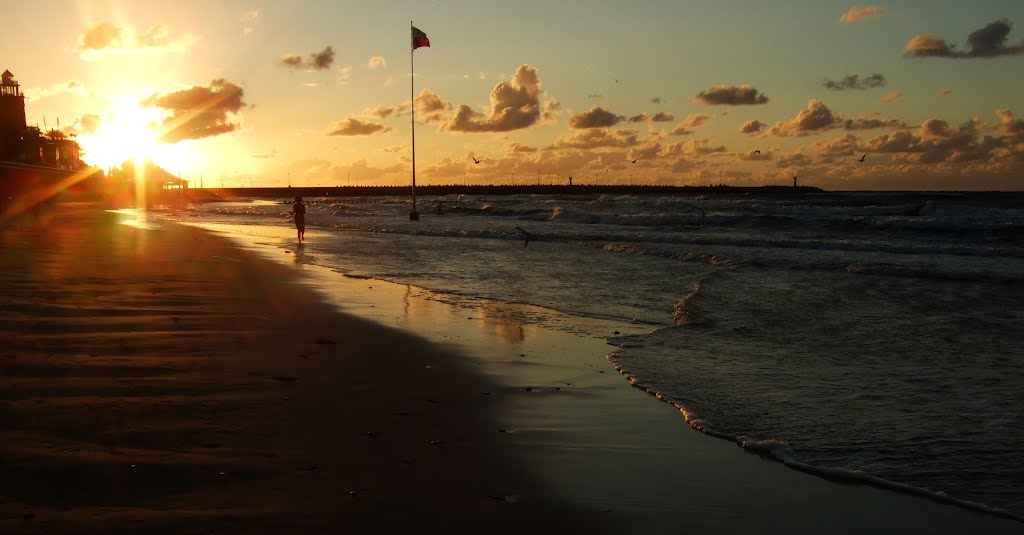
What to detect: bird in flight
<box><xmin>753</xmin><ymin>150</ymin><xmax>761</xmax><ymax>155</ymax></box>
<box><xmin>858</xmin><ymin>153</ymin><xmax>867</xmax><ymax>162</ymax></box>
<box><xmin>472</xmin><ymin>156</ymin><xmax>481</xmax><ymax>164</ymax></box>
<box><xmin>631</xmin><ymin>159</ymin><xmax>637</xmax><ymax>164</ymax></box>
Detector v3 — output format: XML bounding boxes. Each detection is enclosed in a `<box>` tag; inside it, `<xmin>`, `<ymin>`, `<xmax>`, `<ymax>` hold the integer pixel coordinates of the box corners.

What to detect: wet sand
<box><xmin>0</xmin><ymin>203</ymin><xmax>610</xmax><ymax>534</ymax></box>
<box><xmin>2</xmin><ymin>202</ymin><xmax>1021</xmax><ymax>534</ymax></box>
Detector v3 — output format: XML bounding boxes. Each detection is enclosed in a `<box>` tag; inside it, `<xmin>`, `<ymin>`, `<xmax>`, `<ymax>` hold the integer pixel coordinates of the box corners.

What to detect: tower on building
<box><xmin>1</xmin><ymin>69</ymin><xmax>28</xmax><ymax>160</ymax></box>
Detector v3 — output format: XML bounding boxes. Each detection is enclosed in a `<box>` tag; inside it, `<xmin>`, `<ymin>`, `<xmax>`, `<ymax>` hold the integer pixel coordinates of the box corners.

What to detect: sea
<box><xmin>165</xmin><ymin>190</ymin><xmax>1023</xmax><ymax>519</ymax></box>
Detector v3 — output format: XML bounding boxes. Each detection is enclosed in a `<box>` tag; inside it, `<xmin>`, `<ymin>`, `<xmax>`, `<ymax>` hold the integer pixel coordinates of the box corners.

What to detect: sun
<box><xmin>77</xmin><ymin>97</ymin><xmax>194</xmax><ymax>177</ymax></box>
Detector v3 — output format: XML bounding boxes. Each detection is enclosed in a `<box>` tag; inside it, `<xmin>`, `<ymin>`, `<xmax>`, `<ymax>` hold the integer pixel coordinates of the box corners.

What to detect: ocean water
<box><xmin>168</xmin><ymin>191</ymin><xmax>1024</xmax><ymax>519</ymax></box>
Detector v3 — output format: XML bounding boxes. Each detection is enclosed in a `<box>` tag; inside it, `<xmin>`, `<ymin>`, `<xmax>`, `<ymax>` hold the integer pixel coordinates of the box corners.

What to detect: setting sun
<box><xmin>77</xmin><ymin>97</ymin><xmax>193</xmax><ymax>177</ymax></box>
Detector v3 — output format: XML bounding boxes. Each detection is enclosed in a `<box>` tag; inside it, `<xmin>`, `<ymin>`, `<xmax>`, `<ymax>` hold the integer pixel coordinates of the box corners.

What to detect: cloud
<box><xmin>880</xmin><ymin>90</ymin><xmax>903</xmax><ymax>103</ymax></box>
<box><xmin>23</xmin><ymin>80</ymin><xmax>87</xmax><ymax>102</ymax></box>
<box><xmin>682</xmin><ymin>113</ymin><xmax>710</xmax><ymax>128</ymax></box>
<box><xmin>814</xmin><ymin>132</ymin><xmax>861</xmax><ymax>156</ymax></box>
<box><xmin>552</xmin><ymin>129</ymin><xmax>641</xmax><ymax>149</ymax></box>
<box><xmin>360</xmin><ymin>89</ymin><xmax>451</xmax><ymax>124</ymax></box>
<box><xmin>280</xmin><ymin>46</ymin><xmax>336</xmax><ymax>70</ymax></box>
<box><xmin>309</xmin><ymin>46</ymin><xmax>335</xmax><ymax>70</ymax></box>
<box><xmin>414</xmin><ymin>89</ymin><xmax>450</xmax><ymax>123</ymax></box>
<box><xmin>857</xmin><ymin>117</ymin><xmax>1009</xmax><ymax>165</ymax></box>
<box><xmin>587</xmin><ymin>92</ymin><xmax>603</xmax><ymax>99</ymax></box>
<box><xmin>507</xmin><ymin>142</ymin><xmax>538</xmax><ymax>153</ymax></box>
<box><xmin>241</xmin><ymin>10</ymin><xmax>259</xmax><ymax>34</ymax></box>
<box><xmin>670</xmin><ymin>114</ymin><xmax>710</xmax><ymax>136</ymax></box>
<box><xmin>777</xmin><ymin>153</ymin><xmax>813</xmax><ymax>167</ymax></box>
<box><xmin>442</xmin><ymin>65</ymin><xmax>546</xmax><ymax>133</ymax></box>
<box><xmin>77</xmin><ymin>21</ymin><xmax>193</xmax><ymax>57</ymax></box>
<box><xmin>764</xmin><ymin>99</ymin><xmax>838</xmax><ymax>137</ymax></box>
<box><xmin>842</xmin><ymin>117</ymin><xmax>907</xmax><ymax>130</ymax></box>
<box><xmin>625</xmin><ymin>111</ymin><xmax>675</xmax><ymax>124</ymax></box>
<box><xmin>80</xmin><ymin>22</ymin><xmax>122</xmax><ymax>50</ymax></box>
<box><xmin>326</xmin><ymin>117</ymin><xmax>392</xmax><ymax>136</ymax></box>
<box><xmin>252</xmin><ymin>148</ymin><xmax>278</xmax><ymax>159</ymax></box>
<box><xmin>651</xmin><ymin>97</ymin><xmax>663</xmax><ymax>104</ymax></box>
<box><xmin>996</xmin><ymin>109</ymin><xmax>1024</xmax><ymax>136</ymax></box>
<box><xmin>904</xmin><ymin>19</ymin><xmax>1024</xmax><ymax>58</ymax></box>
<box><xmin>365</xmin><ymin>104</ymin><xmax>404</xmax><ymax>119</ymax></box>
<box><xmin>822</xmin><ymin>73</ymin><xmax>886</xmax><ymax>91</ymax></box>
<box><xmin>76</xmin><ymin>114</ymin><xmax>102</xmax><ymax>136</ymax></box>
<box><xmin>693</xmin><ymin>84</ymin><xmax>769</xmax><ymax>105</ymax></box>
<box><xmin>141</xmin><ymin>79</ymin><xmax>246</xmax><ymax>143</ymax></box>
<box><xmin>660</xmin><ymin>138</ymin><xmax>727</xmax><ymax>158</ymax></box>
<box><xmin>368</xmin><ymin>56</ymin><xmax>387</xmax><ymax>70</ymax></box>
<box><xmin>569</xmin><ymin>106</ymin><xmax>623</xmax><ymax>129</ymax></box>
<box><xmin>840</xmin><ymin>6</ymin><xmax>885</xmax><ymax>24</ymax></box>
<box><xmin>336</xmin><ymin>66</ymin><xmax>353</xmax><ymax>83</ymax></box>
<box><xmin>739</xmin><ymin>119</ymin><xmax>766</xmax><ymax>134</ymax></box>
<box><xmin>281</xmin><ymin>54</ymin><xmax>304</xmax><ymax>68</ymax></box>
<box><xmin>903</xmin><ymin>35</ymin><xmax>956</xmax><ymax>57</ymax></box>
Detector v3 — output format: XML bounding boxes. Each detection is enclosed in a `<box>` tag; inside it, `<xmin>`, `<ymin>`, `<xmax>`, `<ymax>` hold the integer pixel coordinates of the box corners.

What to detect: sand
<box><xmin>2</xmin><ymin>201</ymin><xmax>1021</xmax><ymax>534</ymax></box>
<box><xmin>0</xmin><ymin>203</ymin><xmax>610</xmax><ymax>534</ymax></box>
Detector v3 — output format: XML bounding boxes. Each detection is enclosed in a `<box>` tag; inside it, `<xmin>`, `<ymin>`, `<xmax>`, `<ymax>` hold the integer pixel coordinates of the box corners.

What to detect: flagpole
<box><xmin>409</xmin><ymin>20</ymin><xmax>419</xmax><ymax>220</ymax></box>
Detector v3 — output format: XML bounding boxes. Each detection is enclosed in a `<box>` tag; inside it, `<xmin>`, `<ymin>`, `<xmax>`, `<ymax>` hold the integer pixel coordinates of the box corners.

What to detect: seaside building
<box><xmin>0</xmin><ymin>69</ymin><xmax>27</xmax><ymax>161</ymax></box>
<box><xmin>0</xmin><ymin>68</ymin><xmax>81</xmax><ymax>169</ymax></box>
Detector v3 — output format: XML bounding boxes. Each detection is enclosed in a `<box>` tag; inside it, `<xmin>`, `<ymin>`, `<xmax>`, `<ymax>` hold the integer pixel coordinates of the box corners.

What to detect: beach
<box><xmin>2</xmin><ymin>201</ymin><xmax>1021</xmax><ymax>534</ymax></box>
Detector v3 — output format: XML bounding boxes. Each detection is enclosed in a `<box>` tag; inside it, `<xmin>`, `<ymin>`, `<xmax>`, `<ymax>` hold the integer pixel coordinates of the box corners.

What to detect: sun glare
<box><xmin>78</xmin><ymin>98</ymin><xmax>193</xmax><ymax>177</ymax></box>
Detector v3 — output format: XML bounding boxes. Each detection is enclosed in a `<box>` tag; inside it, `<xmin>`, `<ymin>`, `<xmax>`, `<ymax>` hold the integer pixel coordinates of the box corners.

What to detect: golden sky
<box><xmin>6</xmin><ymin>0</ymin><xmax>1024</xmax><ymax>190</ymax></box>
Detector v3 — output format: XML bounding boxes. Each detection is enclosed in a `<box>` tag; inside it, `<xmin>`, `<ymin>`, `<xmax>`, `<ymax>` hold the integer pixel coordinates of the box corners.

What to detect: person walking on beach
<box><xmin>292</xmin><ymin>195</ymin><xmax>306</xmax><ymax>243</ymax></box>
<box><xmin>513</xmin><ymin>225</ymin><xmax>531</xmax><ymax>247</ymax></box>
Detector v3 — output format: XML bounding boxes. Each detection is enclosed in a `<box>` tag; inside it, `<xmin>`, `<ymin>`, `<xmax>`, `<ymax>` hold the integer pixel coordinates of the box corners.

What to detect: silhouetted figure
<box><xmin>513</xmin><ymin>226</ymin><xmax>531</xmax><ymax>247</ymax></box>
<box><xmin>436</xmin><ymin>200</ymin><xmax>445</xmax><ymax>215</ymax></box>
<box><xmin>568</xmin><ymin>176</ymin><xmax>573</xmax><ymax>186</ymax></box>
<box><xmin>793</xmin><ymin>176</ymin><xmax>798</xmax><ymax>188</ymax></box>
<box><xmin>292</xmin><ymin>195</ymin><xmax>306</xmax><ymax>243</ymax></box>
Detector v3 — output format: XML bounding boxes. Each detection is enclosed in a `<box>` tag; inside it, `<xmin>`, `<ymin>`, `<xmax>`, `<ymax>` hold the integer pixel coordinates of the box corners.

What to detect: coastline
<box><xmin>0</xmin><ymin>203</ymin><xmax>611</xmax><ymax>534</ymax></box>
<box><xmin>1</xmin><ymin>202</ymin><xmax>1020</xmax><ymax>534</ymax></box>
<box><xmin>206</xmin><ymin>214</ymin><xmax>1024</xmax><ymax>533</ymax></box>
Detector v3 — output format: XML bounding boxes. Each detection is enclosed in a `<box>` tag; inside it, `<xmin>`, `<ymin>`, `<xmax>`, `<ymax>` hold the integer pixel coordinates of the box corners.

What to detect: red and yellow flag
<box><xmin>412</xmin><ymin>26</ymin><xmax>430</xmax><ymax>50</ymax></box>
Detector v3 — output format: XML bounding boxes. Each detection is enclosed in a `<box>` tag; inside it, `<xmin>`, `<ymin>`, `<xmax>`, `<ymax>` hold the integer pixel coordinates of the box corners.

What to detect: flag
<box><xmin>412</xmin><ymin>26</ymin><xmax>430</xmax><ymax>50</ymax></box>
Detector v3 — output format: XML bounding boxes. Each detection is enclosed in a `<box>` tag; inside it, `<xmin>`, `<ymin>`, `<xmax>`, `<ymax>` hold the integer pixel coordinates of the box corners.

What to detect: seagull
<box><xmin>858</xmin><ymin>153</ymin><xmax>867</xmax><ymax>162</ymax></box>
<box><xmin>631</xmin><ymin>159</ymin><xmax>637</xmax><ymax>164</ymax></box>
<box><xmin>472</xmin><ymin>156</ymin><xmax>481</xmax><ymax>164</ymax></box>
<box><xmin>753</xmin><ymin>149</ymin><xmax>761</xmax><ymax>155</ymax></box>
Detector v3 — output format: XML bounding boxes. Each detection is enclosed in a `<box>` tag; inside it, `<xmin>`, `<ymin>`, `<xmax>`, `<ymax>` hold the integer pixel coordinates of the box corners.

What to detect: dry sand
<box><xmin>0</xmin><ymin>203</ymin><xmax>610</xmax><ymax>534</ymax></box>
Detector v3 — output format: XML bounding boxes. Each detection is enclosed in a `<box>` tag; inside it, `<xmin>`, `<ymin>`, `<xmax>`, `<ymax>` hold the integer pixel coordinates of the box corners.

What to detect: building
<box><xmin>0</xmin><ymin>69</ymin><xmax>26</xmax><ymax>160</ymax></box>
<box><xmin>0</xmin><ymin>68</ymin><xmax>81</xmax><ymax>168</ymax></box>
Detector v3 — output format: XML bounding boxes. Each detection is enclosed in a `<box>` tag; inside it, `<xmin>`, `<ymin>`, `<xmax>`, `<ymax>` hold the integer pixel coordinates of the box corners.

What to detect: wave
<box><xmin>605</xmin><ymin>346</ymin><xmax>1024</xmax><ymax>523</ymax></box>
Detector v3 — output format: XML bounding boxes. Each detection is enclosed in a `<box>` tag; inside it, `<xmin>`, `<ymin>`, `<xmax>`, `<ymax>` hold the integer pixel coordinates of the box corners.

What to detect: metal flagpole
<box><xmin>409</xmin><ymin>21</ymin><xmax>419</xmax><ymax>220</ymax></box>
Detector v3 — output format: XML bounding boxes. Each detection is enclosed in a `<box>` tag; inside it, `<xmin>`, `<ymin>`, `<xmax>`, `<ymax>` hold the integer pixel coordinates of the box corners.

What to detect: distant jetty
<box><xmin>190</xmin><ymin>184</ymin><xmax>824</xmax><ymax>201</ymax></box>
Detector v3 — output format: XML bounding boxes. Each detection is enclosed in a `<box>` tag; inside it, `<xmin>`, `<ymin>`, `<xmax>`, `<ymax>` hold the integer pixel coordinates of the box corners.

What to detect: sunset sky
<box><xmin>6</xmin><ymin>0</ymin><xmax>1024</xmax><ymax>190</ymax></box>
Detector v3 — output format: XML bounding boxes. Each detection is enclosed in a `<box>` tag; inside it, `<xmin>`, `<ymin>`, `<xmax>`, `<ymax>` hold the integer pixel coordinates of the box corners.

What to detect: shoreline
<box><xmin>0</xmin><ymin>203</ymin><xmax>613</xmax><ymax>534</ymax></box>
<box><xmin>198</xmin><ymin>219</ymin><xmax>1024</xmax><ymax>533</ymax></box>
<box><xmin>2</xmin><ymin>202</ymin><xmax>1021</xmax><ymax>533</ymax></box>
